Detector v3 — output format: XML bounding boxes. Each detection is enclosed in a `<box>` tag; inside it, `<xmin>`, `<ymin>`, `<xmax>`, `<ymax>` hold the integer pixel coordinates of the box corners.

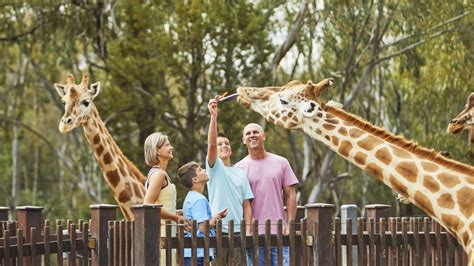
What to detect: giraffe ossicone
<box><xmin>237</xmin><ymin>79</ymin><xmax>474</xmax><ymax>264</ymax></box>
<box><xmin>55</xmin><ymin>74</ymin><xmax>146</xmax><ymax>220</ymax></box>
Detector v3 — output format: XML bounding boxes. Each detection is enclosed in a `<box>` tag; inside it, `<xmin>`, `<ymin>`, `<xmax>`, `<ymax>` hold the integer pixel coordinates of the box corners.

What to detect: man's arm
<box><xmin>207</xmin><ymin>98</ymin><xmax>219</xmax><ymax>167</ymax></box>
<box><xmin>283</xmin><ymin>185</ymin><xmax>297</xmax><ymax>233</ymax></box>
<box><xmin>243</xmin><ymin>199</ymin><xmax>252</xmax><ymax>234</ymax></box>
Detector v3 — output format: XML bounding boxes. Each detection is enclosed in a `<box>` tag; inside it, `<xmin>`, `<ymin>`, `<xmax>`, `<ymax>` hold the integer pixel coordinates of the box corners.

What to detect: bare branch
<box><xmin>270</xmin><ymin>0</ymin><xmax>310</xmax><ymax>83</ymax></box>
<box><xmin>381</xmin><ymin>11</ymin><xmax>471</xmax><ymax>50</ymax></box>
<box><xmin>375</xmin><ymin>26</ymin><xmax>456</xmax><ymax>65</ymax></box>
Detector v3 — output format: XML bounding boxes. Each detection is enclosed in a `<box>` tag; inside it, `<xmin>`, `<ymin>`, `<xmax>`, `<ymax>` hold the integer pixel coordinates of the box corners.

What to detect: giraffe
<box><xmin>448</xmin><ymin>92</ymin><xmax>474</xmax><ymax>134</ymax></box>
<box><xmin>54</xmin><ymin>74</ymin><xmax>146</xmax><ymax>220</ymax></box>
<box><xmin>236</xmin><ymin>78</ymin><xmax>474</xmax><ymax>264</ymax></box>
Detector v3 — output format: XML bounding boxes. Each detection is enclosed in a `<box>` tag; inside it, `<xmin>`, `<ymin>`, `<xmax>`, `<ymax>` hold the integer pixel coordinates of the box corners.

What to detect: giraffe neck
<box><xmin>82</xmin><ymin>105</ymin><xmax>146</xmax><ymax>220</ymax></box>
<box><xmin>291</xmin><ymin>104</ymin><xmax>474</xmax><ymax>251</ymax></box>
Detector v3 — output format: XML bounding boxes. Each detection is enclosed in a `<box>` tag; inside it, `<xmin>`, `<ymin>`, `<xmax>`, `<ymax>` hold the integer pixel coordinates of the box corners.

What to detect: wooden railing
<box><xmin>0</xmin><ymin>204</ymin><xmax>469</xmax><ymax>265</ymax></box>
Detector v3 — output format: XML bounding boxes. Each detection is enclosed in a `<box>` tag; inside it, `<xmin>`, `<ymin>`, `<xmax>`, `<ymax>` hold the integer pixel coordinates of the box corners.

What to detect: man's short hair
<box><xmin>217</xmin><ymin>132</ymin><xmax>228</xmax><ymax>139</ymax></box>
<box><xmin>177</xmin><ymin>161</ymin><xmax>199</xmax><ymax>189</ymax></box>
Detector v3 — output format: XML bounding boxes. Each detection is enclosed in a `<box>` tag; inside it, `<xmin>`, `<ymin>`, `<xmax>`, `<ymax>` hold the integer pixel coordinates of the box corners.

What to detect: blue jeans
<box><xmin>246</xmin><ymin>247</ymin><xmax>289</xmax><ymax>266</ymax></box>
<box><xmin>184</xmin><ymin>257</ymin><xmax>204</xmax><ymax>266</ymax></box>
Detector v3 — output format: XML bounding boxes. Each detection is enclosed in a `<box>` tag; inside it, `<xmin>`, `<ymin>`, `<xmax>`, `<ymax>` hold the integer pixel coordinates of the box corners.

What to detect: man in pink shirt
<box><xmin>235</xmin><ymin>123</ymin><xmax>298</xmax><ymax>266</ymax></box>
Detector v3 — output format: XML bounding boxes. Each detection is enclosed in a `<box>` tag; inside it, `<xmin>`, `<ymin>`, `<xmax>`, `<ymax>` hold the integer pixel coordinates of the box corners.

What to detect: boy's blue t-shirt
<box><xmin>206</xmin><ymin>158</ymin><xmax>254</xmax><ymax>233</ymax></box>
<box><xmin>183</xmin><ymin>191</ymin><xmax>215</xmax><ymax>258</ymax></box>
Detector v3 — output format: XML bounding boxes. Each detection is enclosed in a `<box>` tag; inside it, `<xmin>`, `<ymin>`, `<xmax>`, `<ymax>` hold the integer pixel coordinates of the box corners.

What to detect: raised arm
<box><xmin>207</xmin><ymin>97</ymin><xmax>219</xmax><ymax>167</ymax></box>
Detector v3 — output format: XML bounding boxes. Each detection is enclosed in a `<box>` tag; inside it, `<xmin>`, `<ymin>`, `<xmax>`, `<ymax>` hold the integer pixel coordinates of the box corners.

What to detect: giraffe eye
<box><xmin>280</xmin><ymin>99</ymin><xmax>288</xmax><ymax>105</ymax></box>
<box><xmin>82</xmin><ymin>100</ymin><xmax>90</xmax><ymax>107</ymax></box>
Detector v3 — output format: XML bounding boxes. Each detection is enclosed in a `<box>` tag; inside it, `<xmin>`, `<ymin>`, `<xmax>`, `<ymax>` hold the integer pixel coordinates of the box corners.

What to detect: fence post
<box><xmin>365</xmin><ymin>204</ymin><xmax>390</xmax><ymax>223</ymax></box>
<box><xmin>90</xmin><ymin>204</ymin><xmax>117</xmax><ymax>266</ymax></box>
<box><xmin>17</xmin><ymin>206</ymin><xmax>43</xmax><ymax>265</ymax></box>
<box><xmin>365</xmin><ymin>204</ymin><xmax>390</xmax><ymax>265</ymax></box>
<box><xmin>133</xmin><ymin>204</ymin><xmax>161</xmax><ymax>265</ymax></box>
<box><xmin>305</xmin><ymin>203</ymin><xmax>334</xmax><ymax>266</ymax></box>
<box><xmin>0</xmin><ymin>207</ymin><xmax>9</xmax><ymax>221</ymax></box>
<box><xmin>341</xmin><ymin>204</ymin><xmax>358</xmax><ymax>265</ymax></box>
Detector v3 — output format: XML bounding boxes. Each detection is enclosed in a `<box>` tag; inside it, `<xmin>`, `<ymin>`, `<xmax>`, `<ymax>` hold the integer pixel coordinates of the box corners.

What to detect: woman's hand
<box><xmin>178</xmin><ymin>216</ymin><xmax>192</xmax><ymax>232</ymax></box>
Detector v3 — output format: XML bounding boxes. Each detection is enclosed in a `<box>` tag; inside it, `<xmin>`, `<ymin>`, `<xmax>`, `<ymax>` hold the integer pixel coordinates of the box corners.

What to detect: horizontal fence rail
<box><xmin>0</xmin><ymin>204</ymin><xmax>468</xmax><ymax>265</ymax></box>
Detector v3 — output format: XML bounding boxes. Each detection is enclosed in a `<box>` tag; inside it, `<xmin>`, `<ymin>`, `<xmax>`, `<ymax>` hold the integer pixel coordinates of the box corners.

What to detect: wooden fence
<box><xmin>0</xmin><ymin>204</ymin><xmax>468</xmax><ymax>265</ymax></box>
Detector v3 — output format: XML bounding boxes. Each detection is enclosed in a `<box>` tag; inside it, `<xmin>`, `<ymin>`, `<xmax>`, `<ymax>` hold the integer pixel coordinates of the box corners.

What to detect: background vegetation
<box><xmin>0</xmin><ymin>0</ymin><xmax>472</xmax><ymax>220</ymax></box>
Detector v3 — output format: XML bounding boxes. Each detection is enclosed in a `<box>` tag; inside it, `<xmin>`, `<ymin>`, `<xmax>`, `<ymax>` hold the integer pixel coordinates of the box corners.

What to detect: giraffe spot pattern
<box><xmin>423</xmin><ymin>175</ymin><xmax>440</xmax><ymax>193</ymax></box>
<box><xmin>325</xmin><ymin>118</ymin><xmax>339</xmax><ymax>124</ymax></box>
<box><xmin>106</xmin><ymin>169</ymin><xmax>120</xmax><ymax>187</ymax></box>
<box><xmin>103</xmin><ymin>152</ymin><xmax>113</xmax><ymax>164</ymax></box>
<box><xmin>357</xmin><ymin>136</ymin><xmax>384</xmax><ymax>151</ymax></box>
<box><xmin>288</xmin><ymin>121</ymin><xmax>297</xmax><ymax>128</ymax></box>
<box><xmin>324</xmin><ymin>135</ymin><xmax>330</xmax><ymax>141</ymax></box>
<box><xmin>119</xmin><ymin>166</ymin><xmax>127</xmax><ymax>177</ymax></box>
<box><xmin>392</xmin><ymin>147</ymin><xmax>412</xmax><ymax>159</ymax></box>
<box><xmin>438</xmin><ymin>173</ymin><xmax>461</xmax><ymax>188</ymax></box>
<box><xmin>276</xmin><ymin>121</ymin><xmax>284</xmax><ymax>128</ymax></box>
<box><xmin>316</xmin><ymin>129</ymin><xmax>322</xmax><ymax>135</ymax></box>
<box><xmin>354</xmin><ymin>152</ymin><xmax>367</xmax><ymax>165</ymax></box>
<box><xmin>457</xmin><ymin>187</ymin><xmax>474</xmax><ymax>218</ymax></box>
<box><xmin>326</xmin><ymin>114</ymin><xmax>335</xmax><ymax>119</ymax></box>
<box><xmin>470</xmin><ymin>222</ymin><xmax>474</xmax><ymax>233</ymax></box>
<box><xmin>467</xmin><ymin>176</ymin><xmax>474</xmax><ymax>184</ymax></box>
<box><xmin>338</xmin><ymin>128</ymin><xmax>348</xmax><ymax>136</ymax></box>
<box><xmin>282</xmin><ymin>116</ymin><xmax>288</xmax><ymax>122</ymax></box>
<box><xmin>96</xmin><ymin>144</ymin><xmax>104</xmax><ymax>156</ymax></box>
<box><xmin>93</xmin><ymin>134</ymin><xmax>100</xmax><ymax>144</ymax></box>
<box><xmin>390</xmin><ymin>174</ymin><xmax>408</xmax><ymax>198</ymax></box>
<box><xmin>118</xmin><ymin>189</ymin><xmax>131</xmax><ymax>203</ymax></box>
<box><xmin>437</xmin><ymin>193</ymin><xmax>455</xmax><ymax>209</ymax></box>
<box><xmin>414</xmin><ymin>192</ymin><xmax>435</xmax><ymax>217</ymax></box>
<box><xmin>338</xmin><ymin>140</ymin><xmax>353</xmax><ymax>157</ymax></box>
<box><xmin>421</xmin><ymin>162</ymin><xmax>439</xmax><ymax>172</ymax></box>
<box><xmin>462</xmin><ymin>232</ymin><xmax>469</xmax><ymax>247</ymax></box>
<box><xmin>375</xmin><ymin>147</ymin><xmax>392</xmax><ymax>165</ymax></box>
<box><xmin>365</xmin><ymin>163</ymin><xmax>384</xmax><ymax>181</ymax></box>
<box><xmin>349</xmin><ymin>128</ymin><xmax>364</xmax><ymax>138</ymax></box>
<box><xmin>288</xmin><ymin>112</ymin><xmax>293</xmax><ymax>118</ymax></box>
<box><xmin>331</xmin><ymin>136</ymin><xmax>339</xmax><ymax>146</ymax></box>
<box><xmin>441</xmin><ymin>214</ymin><xmax>461</xmax><ymax>234</ymax></box>
<box><xmin>396</xmin><ymin>162</ymin><xmax>418</xmax><ymax>183</ymax></box>
<box><xmin>133</xmin><ymin>182</ymin><xmax>144</xmax><ymax>198</ymax></box>
<box><xmin>316</xmin><ymin>113</ymin><xmax>323</xmax><ymax>118</ymax></box>
<box><xmin>323</xmin><ymin>124</ymin><xmax>336</xmax><ymax>130</ymax></box>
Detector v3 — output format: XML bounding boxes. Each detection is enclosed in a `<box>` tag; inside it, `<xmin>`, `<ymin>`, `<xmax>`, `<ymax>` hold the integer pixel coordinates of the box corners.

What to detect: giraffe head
<box><xmin>54</xmin><ymin>74</ymin><xmax>101</xmax><ymax>133</ymax></box>
<box><xmin>237</xmin><ymin>78</ymin><xmax>334</xmax><ymax>129</ymax></box>
<box><xmin>447</xmin><ymin>93</ymin><xmax>474</xmax><ymax>134</ymax></box>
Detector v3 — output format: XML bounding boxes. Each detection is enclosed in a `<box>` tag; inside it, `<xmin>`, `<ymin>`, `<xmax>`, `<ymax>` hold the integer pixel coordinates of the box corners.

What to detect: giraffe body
<box><xmin>237</xmin><ymin>79</ymin><xmax>474</xmax><ymax>263</ymax></box>
<box><xmin>55</xmin><ymin>74</ymin><xmax>146</xmax><ymax>220</ymax></box>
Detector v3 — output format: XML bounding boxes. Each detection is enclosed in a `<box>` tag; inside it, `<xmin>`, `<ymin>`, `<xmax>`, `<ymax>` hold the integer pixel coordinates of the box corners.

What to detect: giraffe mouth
<box><xmin>447</xmin><ymin>123</ymin><xmax>464</xmax><ymax>134</ymax></box>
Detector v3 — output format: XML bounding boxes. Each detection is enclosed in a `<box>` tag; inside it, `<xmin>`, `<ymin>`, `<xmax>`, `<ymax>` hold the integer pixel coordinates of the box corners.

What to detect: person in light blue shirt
<box><xmin>178</xmin><ymin>161</ymin><xmax>227</xmax><ymax>266</ymax></box>
<box><xmin>206</xmin><ymin>96</ymin><xmax>254</xmax><ymax>264</ymax></box>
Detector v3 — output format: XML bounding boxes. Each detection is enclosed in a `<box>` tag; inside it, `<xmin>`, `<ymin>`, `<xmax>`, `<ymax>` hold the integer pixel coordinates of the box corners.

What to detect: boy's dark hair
<box><xmin>217</xmin><ymin>132</ymin><xmax>228</xmax><ymax>139</ymax></box>
<box><xmin>177</xmin><ymin>161</ymin><xmax>199</xmax><ymax>189</ymax></box>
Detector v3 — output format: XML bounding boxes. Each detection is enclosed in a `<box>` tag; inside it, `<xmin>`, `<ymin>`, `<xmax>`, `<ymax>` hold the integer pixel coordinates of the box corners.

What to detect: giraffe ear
<box><xmin>89</xmin><ymin>82</ymin><xmax>101</xmax><ymax>99</ymax></box>
<box><xmin>54</xmin><ymin>83</ymin><xmax>67</xmax><ymax>97</ymax></box>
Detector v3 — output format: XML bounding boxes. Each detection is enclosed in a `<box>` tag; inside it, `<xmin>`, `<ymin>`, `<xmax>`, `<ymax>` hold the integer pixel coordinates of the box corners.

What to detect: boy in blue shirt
<box><xmin>177</xmin><ymin>161</ymin><xmax>228</xmax><ymax>266</ymax></box>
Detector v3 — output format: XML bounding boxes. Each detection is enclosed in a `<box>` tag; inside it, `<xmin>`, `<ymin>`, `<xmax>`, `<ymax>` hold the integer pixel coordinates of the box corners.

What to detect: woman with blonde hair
<box><xmin>144</xmin><ymin>132</ymin><xmax>189</xmax><ymax>265</ymax></box>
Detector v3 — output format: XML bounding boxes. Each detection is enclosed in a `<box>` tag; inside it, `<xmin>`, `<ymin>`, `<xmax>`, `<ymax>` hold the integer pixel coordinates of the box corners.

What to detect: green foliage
<box><xmin>0</xmin><ymin>1</ymin><xmax>472</xmax><ymax>220</ymax></box>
